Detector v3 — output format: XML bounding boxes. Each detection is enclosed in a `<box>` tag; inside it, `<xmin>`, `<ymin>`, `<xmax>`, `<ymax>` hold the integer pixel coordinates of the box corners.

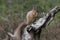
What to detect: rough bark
<box><xmin>26</xmin><ymin>6</ymin><xmax>60</xmax><ymax>40</ymax></box>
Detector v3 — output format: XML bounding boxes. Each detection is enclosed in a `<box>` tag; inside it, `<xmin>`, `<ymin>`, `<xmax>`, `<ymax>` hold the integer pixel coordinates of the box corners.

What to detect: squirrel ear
<box><xmin>32</xmin><ymin>5</ymin><xmax>39</xmax><ymax>12</ymax></box>
<box><xmin>32</xmin><ymin>5</ymin><xmax>37</xmax><ymax>10</ymax></box>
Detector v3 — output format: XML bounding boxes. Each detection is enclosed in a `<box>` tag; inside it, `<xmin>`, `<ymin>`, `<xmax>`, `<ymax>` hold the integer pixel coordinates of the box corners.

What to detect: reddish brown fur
<box><xmin>26</xmin><ymin>8</ymin><xmax>38</xmax><ymax>25</ymax></box>
<box><xmin>14</xmin><ymin>22</ymin><xmax>27</xmax><ymax>40</ymax></box>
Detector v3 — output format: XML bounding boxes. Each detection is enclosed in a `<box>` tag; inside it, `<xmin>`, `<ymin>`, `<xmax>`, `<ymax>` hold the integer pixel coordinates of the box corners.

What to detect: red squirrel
<box><xmin>26</xmin><ymin>7</ymin><xmax>38</xmax><ymax>25</ymax></box>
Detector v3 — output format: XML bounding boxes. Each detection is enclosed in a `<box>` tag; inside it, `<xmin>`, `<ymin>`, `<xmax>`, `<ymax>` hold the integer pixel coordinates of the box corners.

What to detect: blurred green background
<box><xmin>0</xmin><ymin>0</ymin><xmax>60</xmax><ymax>40</ymax></box>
